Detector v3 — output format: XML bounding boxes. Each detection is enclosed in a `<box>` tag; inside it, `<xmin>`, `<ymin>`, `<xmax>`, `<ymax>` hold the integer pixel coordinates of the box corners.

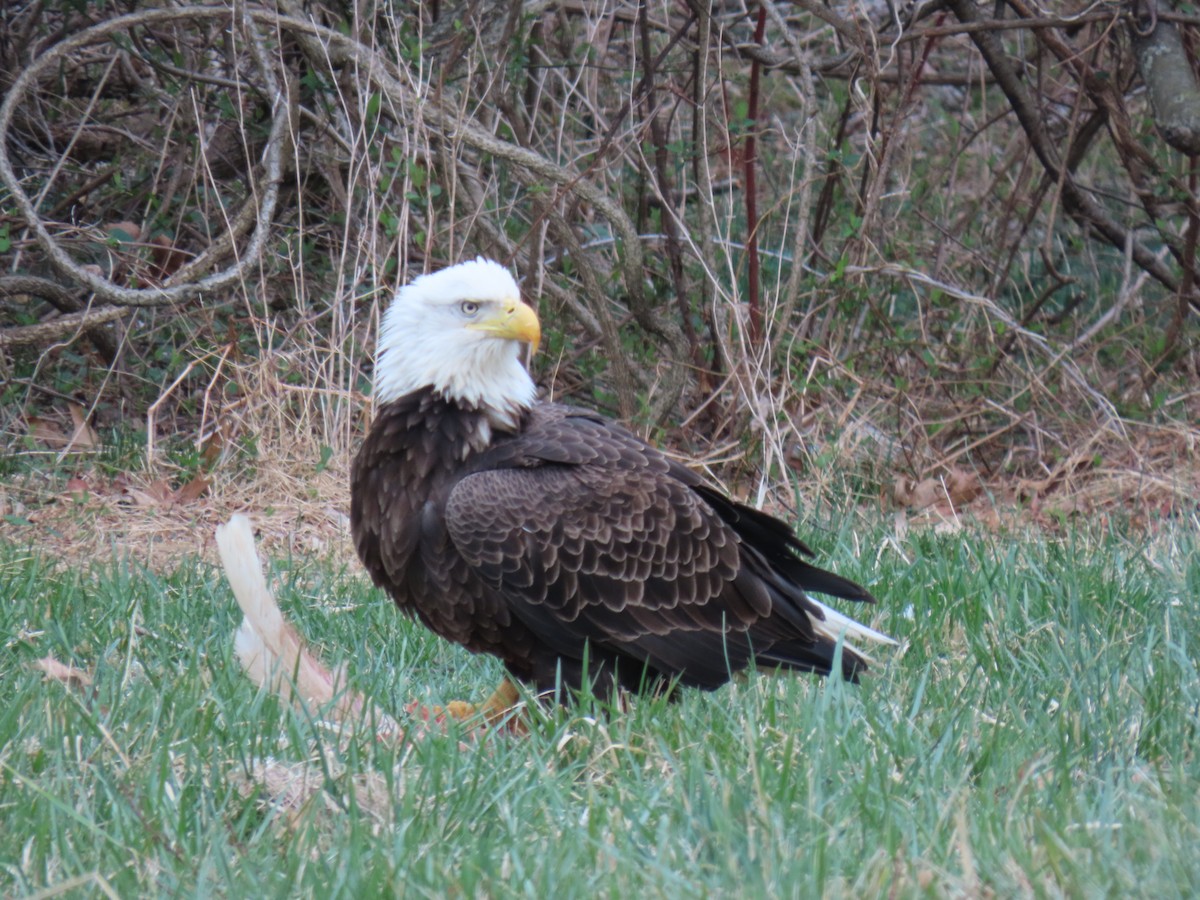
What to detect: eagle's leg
<box><xmin>442</xmin><ymin>677</ymin><xmax>521</xmax><ymax>727</ymax></box>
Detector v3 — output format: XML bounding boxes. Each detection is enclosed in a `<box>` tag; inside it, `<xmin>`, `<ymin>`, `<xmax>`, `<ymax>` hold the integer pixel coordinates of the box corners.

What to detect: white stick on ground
<box><xmin>215</xmin><ymin>513</ymin><xmax>400</xmax><ymax>737</ymax></box>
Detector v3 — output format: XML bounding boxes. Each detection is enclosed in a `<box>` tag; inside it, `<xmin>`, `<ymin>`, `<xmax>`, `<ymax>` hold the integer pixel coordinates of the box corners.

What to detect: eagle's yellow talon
<box><xmin>443</xmin><ymin>700</ymin><xmax>477</xmax><ymax>720</ymax></box>
<box><xmin>433</xmin><ymin>679</ymin><xmax>522</xmax><ymax>730</ymax></box>
<box><xmin>480</xmin><ymin>678</ymin><xmax>521</xmax><ymax>722</ymax></box>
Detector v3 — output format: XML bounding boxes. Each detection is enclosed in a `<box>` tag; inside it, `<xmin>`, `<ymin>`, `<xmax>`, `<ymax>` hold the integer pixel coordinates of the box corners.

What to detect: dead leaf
<box><xmin>66</xmin><ymin>404</ymin><xmax>100</xmax><ymax>449</ymax></box>
<box><xmin>893</xmin><ymin>476</ymin><xmax>941</xmax><ymax>511</ymax></box>
<box><xmin>64</xmin><ymin>476</ymin><xmax>90</xmax><ymax>499</ymax></box>
<box><xmin>149</xmin><ymin>234</ymin><xmax>188</xmax><ymax>281</ymax></box>
<box><xmin>200</xmin><ymin>430</ymin><xmax>225</xmax><ymax>466</ymax></box>
<box><xmin>945</xmin><ymin>467</ymin><xmax>982</xmax><ymax>507</ymax></box>
<box><xmin>1018</xmin><ymin>449</ymin><xmax>1095</xmax><ymax>501</ymax></box>
<box><xmin>124</xmin><ymin>478</ymin><xmax>174</xmax><ymax>507</ymax></box>
<box><xmin>105</xmin><ymin>221</ymin><xmax>142</xmax><ymax>243</ymax></box>
<box><xmin>895</xmin><ymin>468</ymin><xmax>982</xmax><ymax>511</ymax></box>
<box><xmin>933</xmin><ymin>518</ymin><xmax>964</xmax><ymax>535</ymax></box>
<box><xmin>26</xmin><ymin>407</ymin><xmax>99</xmax><ymax>451</ymax></box>
<box><xmin>26</xmin><ymin>416</ymin><xmax>70</xmax><ymax>448</ymax></box>
<box><xmin>230</xmin><ymin>754</ymin><xmax>395</xmax><ymax>831</ymax></box>
<box><xmin>34</xmin><ymin>656</ymin><xmax>93</xmax><ymax>689</ymax></box>
<box><xmin>172</xmin><ymin>475</ymin><xmax>209</xmax><ymax>505</ymax></box>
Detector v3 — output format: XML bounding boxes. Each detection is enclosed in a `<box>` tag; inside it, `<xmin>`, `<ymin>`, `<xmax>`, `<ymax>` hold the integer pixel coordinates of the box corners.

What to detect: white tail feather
<box><xmin>809</xmin><ymin>598</ymin><xmax>897</xmax><ymax>648</ymax></box>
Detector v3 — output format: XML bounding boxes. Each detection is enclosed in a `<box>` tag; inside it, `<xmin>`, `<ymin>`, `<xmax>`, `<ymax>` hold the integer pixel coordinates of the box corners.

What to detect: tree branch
<box><xmin>0</xmin><ymin>7</ymin><xmax>287</xmax><ymax>308</ymax></box>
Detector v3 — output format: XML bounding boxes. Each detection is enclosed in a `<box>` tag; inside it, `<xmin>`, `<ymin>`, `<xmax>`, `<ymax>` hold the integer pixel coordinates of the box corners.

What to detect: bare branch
<box><xmin>0</xmin><ymin>304</ymin><xmax>126</xmax><ymax>349</ymax></box>
<box><xmin>0</xmin><ymin>7</ymin><xmax>286</xmax><ymax>308</ymax></box>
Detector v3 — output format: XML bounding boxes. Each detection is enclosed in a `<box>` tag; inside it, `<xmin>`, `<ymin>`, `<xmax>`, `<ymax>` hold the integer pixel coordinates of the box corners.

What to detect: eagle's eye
<box><xmin>460</xmin><ymin>300</ymin><xmax>480</xmax><ymax>316</ymax></box>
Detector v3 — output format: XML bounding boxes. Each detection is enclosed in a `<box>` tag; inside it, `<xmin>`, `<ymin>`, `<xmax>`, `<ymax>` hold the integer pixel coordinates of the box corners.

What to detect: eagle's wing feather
<box><xmin>444</xmin><ymin>409</ymin><xmax>866</xmax><ymax>689</ymax></box>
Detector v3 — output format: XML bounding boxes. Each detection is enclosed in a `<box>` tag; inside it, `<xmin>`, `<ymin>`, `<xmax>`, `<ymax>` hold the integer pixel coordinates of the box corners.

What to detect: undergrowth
<box><xmin>0</xmin><ymin>3</ymin><xmax>1196</xmax><ymax>529</ymax></box>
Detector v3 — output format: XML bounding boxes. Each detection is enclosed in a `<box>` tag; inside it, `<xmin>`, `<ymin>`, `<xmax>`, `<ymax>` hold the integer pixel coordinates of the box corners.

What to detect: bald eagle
<box><xmin>351</xmin><ymin>259</ymin><xmax>891</xmax><ymax>715</ymax></box>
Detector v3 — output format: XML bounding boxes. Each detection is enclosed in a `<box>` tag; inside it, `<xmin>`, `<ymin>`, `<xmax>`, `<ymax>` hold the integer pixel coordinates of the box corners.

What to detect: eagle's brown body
<box><xmin>351</xmin><ymin>386</ymin><xmax>878</xmax><ymax>697</ymax></box>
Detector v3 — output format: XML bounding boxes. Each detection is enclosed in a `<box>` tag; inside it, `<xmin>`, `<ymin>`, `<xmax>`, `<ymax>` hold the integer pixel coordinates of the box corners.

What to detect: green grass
<box><xmin>1</xmin><ymin>518</ymin><xmax>1198</xmax><ymax>897</ymax></box>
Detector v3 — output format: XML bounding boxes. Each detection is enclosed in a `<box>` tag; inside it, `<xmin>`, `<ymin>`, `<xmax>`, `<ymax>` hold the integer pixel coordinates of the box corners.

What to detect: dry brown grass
<box><xmin>1</xmin><ymin>354</ymin><xmax>358</xmax><ymax>568</ymax></box>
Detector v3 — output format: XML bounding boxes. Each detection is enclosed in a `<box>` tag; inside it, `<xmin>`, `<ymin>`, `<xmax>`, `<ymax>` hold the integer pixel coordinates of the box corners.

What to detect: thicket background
<box><xmin>1</xmin><ymin>0</ymin><xmax>1198</xmax><ymax>556</ymax></box>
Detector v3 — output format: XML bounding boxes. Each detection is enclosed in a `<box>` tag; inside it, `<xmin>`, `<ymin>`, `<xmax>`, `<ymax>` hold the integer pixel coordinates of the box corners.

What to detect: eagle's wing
<box><xmin>444</xmin><ymin>409</ymin><xmax>876</xmax><ymax>689</ymax></box>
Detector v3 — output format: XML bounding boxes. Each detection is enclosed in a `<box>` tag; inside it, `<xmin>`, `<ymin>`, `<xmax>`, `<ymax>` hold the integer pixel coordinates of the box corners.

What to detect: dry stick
<box><xmin>985</xmin><ymin>38</ymin><xmax>1106</xmax><ymax>355</ymax></box>
<box><xmin>989</xmin><ymin>98</ymin><xmax>1111</xmax><ymax>307</ymax></box>
<box><xmin>715</xmin><ymin>33</ymin><xmax>988</xmax><ymax>87</ymax></box>
<box><xmin>527</xmin><ymin>13</ymin><xmax>694</xmax><ymax>348</ymax></box>
<box><xmin>689</xmin><ymin>3</ymin><xmax>725</xmax><ymax>387</ymax></box>
<box><xmin>45</xmin><ymin>163</ymin><xmax>119</xmax><ymax>221</ymax></box>
<box><xmin>0</xmin><ymin>304</ymin><xmax>126</xmax><ymax>349</ymax></box>
<box><xmin>1146</xmin><ymin>158</ymin><xmax>1199</xmax><ymax>387</ymax></box>
<box><xmin>466</xmin><ymin>61</ymin><xmax>631</xmax><ymax>401</ymax></box>
<box><xmin>855</xmin><ymin>10</ymin><xmax>946</xmax><ymax>269</ymax></box>
<box><xmin>760</xmin><ymin>0</ymin><xmax>825</xmax><ymax>354</ymax></box>
<box><xmin>744</xmin><ymin>4</ymin><xmax>767</xmax><ymax>349</ymax></box>
<box><xmin>521</xmin><ymin>11</ymin><xmax>696</xmax><ymax>386</ymax></box>
<box><xmin>848</xmin><ymin>262</ymin><xmax>1126</xmax><ymax>438</ymax></box>
<box><xmin>0</xmin><ymin>7</ymin><xmax>287</xmax><ymax>308</ymax></box>
<box><xmin>739</xmin><ymin>4</ymin><xmax>788</xmax><ymax>505</ymax></box>
<box><xmin>521</xmin><ymin>175</ymin><xmax>641</xmax><ymax>420</ymax></box>
<box><xmin>454</xmin><ymin>160</ymin><xmax>605</xmax><ymax>342</ymax></box>
<box><xmin>638</xmin><ymin>0</ymin><xmax>706</xmax><ymax>391</ymax></box>
<box><xmin>714</xmin><ymin>0</ymin><xmax>995</xmax><ymax>88</ymax></box>
<box><xmin>1132</xmin><ymin>17</ymin><xmax>1200</xmax><ymax>156</ymax></box>
<box><xmin>145</xmin><ymin>359</ymin><xmax>198</xmax><ymax>466</ymax></box>
<box><xmin>31</xmin><ymin>54</ymin><xmax>119</xmax><ymax>214</ymax></box>
<box><xmin>272</xmin><ymin>2</ymin><xmax>692</xmax><ymax>420</ymax></box>
<box><xmin>475</xmin><ymin>34</ymin><xmax>660</xmax><ymax>417</ymax></box>
<box><xmin>808</xmin><ymin>88</ymin><xmax>858</xmax><ymax>271</ymax></box>
<box><xmin>788</xmin><ymin>0</ymin><xmax>866</xmax><ymax>47</ymax></box>
<box><xmin>0</xmin><ymin>274</ymin><xmax>121</xmax><ymax>359</ymax></box>
<box><xmin>1048</xmin><ymin>13</ymin><xmax>1200</xmax><ymax>276</ymax></box>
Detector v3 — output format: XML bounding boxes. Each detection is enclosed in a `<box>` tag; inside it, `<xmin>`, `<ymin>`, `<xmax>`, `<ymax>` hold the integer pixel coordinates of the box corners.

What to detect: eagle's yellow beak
<box><xmin>472</xmin><ymin>298</ymin><xmax>541</xmax><ymax>349</ymax></box>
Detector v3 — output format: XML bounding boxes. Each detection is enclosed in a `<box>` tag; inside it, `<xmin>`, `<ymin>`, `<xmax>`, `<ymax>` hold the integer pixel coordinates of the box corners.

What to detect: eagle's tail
<box><xmin>807</xmin><ymin>595</ymin><xmax>897</xmax><ymax>648</ymax></box>
<box><xmin>756</xmin><ymin>597</ymin><xmax>896</xmax><ymax>683</ymax></box>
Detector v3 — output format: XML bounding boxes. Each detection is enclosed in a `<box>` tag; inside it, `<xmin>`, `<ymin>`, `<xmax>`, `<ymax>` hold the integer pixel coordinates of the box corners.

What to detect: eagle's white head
<box><xmin>374</xmin><ymin>258</ymin><xmax>540</xmax><ymax>428</ymax></box>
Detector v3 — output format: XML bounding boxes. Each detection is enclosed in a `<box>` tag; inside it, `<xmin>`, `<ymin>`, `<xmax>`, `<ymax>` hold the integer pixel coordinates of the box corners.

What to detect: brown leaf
<box><xmin>106</xmin><ymin>221</ymin><xmax>143</xmax><ymax>243</ymax></box>
<box><xmin>64</xmin><ymin>476</ymin><xmax>90</xmax><ymax>499</ymax></box>
<box><xmin>933</xmin><ymin>517</ymin><xmax>964</xmax><ymax>535</ymax></box>
<box><xmin>149</xmin><ymin>234</ymin><xmax>188</xmax><ymax>281</ymax></box>
<box><xmin>945</xmin><ymin>467</ymin><xmax>982</xmax><ymax>507</ymax></box>
<box><xmin>34</xmin><ymin>656</ymin><xmax>93</xmax><ymax>689</ymax></box>
<box><xmin>893</xmin><ymin>476</ymin><xmax>942</xmax><ymax>511</ymax></box>
<box><xmin>27</xmin><ymin>407</ymin><xmax>100</xmax><ymax>451</ymax></box>
<box><xmin>147</xmin><ymin>479</ymin><xmax>173</xmax><ymax>501</ymax></box>
<box><xmin>201</xmin><ymin>431</ymin><xmax>225</xmax><ymax>466</ymax></box>
<box><xmin>125</xmin><ymin>478</ymin><xmax>174</xmax><ymax>508</ymax></box>
<box><xmin>911</xmin><ymin>479</ymin><xmax>942</xmax><ymax>510</ymax></box>
<box><xmin>27</xmin><ymin>416</ymin><xmax>70</xmax><ymax>448</ymax></box>
<box><xmin>895</xmin><ymin>468</ymin><xmax>983</xmax><ymax>512</ymax></box>
<box><xmin>67</xmin><ymin>404</ymin><xmax>100</xmax><ymax>449</ymax></box>
<box><xmin>172</xmin><ymin>475</ymin><xmax>210</xmax><ymax>505</ymax></box>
